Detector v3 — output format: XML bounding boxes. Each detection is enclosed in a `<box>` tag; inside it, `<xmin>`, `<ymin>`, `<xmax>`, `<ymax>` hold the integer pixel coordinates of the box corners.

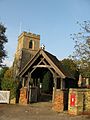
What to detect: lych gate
<box><xmin>18</xmin><ymin>48</ymin><xmax>75</xmax><ymax>108</ymax></box>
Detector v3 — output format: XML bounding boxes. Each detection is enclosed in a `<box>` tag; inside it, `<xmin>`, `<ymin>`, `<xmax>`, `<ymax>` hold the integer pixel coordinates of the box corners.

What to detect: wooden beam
<box><xmin>61</xmin><ymin>78</ymin><xmax>65</xmax><ymax>90</ymax></box>
<box><xmin>37</xmin><ymin>58</ymin><xmax>45</xmax><ymax>65</ymax></box>
<box><xmin>22</xmin><ymin>78</ymin><xmax>25</xmax><ymax>87</ymax></box>
<box><xmin>33</xmin><ymin>65</ymin><xmax>52</xmax><ymax>68</ymax></box>
<box><xmin>43</xmin><ymin>60</ymin><xmax>59</xmax><ymax>77</ymax></box>
<box><xmin>27</xmin><ymin>72</ymin><xmax>31</xmax><ymax>89</ymax></box>
<box><xmin>61</xmin><ymin>78</ymin><xmax>63</xmax><ymax>89</ymax></box>
<box><xmin>30</xmin><ymin>58</ymin><xmax>45</xmax><ymax>74</ymax></box>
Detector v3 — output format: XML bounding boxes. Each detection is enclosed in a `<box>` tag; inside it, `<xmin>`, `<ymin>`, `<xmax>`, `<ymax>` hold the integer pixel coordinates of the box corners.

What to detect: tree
<box><xmin>61</xmin><ymin>59</ymin><xmax>79</xmax><ymax>79</ymax></box>
<box><xmin>0</xmin><ymin>67</ymin><xmax>9</xmax><ymax>89</ymax></box>
<box><xmin>70</xmin><ymin>21</ymin><xmax>90</xmax><ymax>62</ymax></box>
<box><xmin>0</xmin><ymin>67</ymin><xmax>9</xmax><ymax>78</ymax></box>
<box><xmin>74</xmin><ymin>60</ymin><xmax>90</xmax><ymax>77</ymax></box>
<box><xmin>0</xmin><ymin>23</ymin><xmax>8</xmax><ymax>67</ymax></box>
<box><xmin>70</xmin><ymin>21</ymin><xmax>90</xmax><ymax>77</ymax></box>
<box><xmin>4</xmin><ymin>67</ymin><xmax>13</xmax><ymax>78</ymax></box>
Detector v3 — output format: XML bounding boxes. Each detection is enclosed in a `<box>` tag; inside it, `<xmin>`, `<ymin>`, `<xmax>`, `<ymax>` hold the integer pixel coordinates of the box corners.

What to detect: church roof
<box><xmin>18</xmin><ymin>48</ymin><xmax>74</xmax><ymax>79</ymax></box>
<box><xmin>44</xmin><ymin>50</ymin><xmax>72</xmax><ymax>78</ymax></box>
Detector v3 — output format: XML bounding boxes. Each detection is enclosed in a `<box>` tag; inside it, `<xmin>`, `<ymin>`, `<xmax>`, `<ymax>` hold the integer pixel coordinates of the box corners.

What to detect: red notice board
<box><xmin>70</xmin><ymin>93</ymin><xmax>76</xmax><ymax>107</ymax></box>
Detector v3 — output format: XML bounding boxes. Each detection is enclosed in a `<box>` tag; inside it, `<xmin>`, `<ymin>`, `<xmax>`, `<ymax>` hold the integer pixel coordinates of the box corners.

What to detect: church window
<box><xmin>29</xmin><ymin>40</ymin><xmax>33</xmax><ymax>49</ymax></box>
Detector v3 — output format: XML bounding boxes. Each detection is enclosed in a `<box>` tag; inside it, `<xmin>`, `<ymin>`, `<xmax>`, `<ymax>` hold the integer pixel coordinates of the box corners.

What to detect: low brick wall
<box><xmin>68</xmin><ymin>88</ymin><xmax>90</xmax><ymax>115</ymax></box>
<box><xmin>83</xmin><ymin>89</ymin><xmax>90</xmax><ymax>114</ymax></box>
<box><xmin>10</xmin><ymin>98</ymin><xmax>16</xmax><ymax>104</ymax></box>
<box><xmin>68</xmin><ymin>89</ymin><xmax>83</xmax><ymax>115</ymax></box>
<box><xmin>19</xmin><ymin>87</ymin><xmax>28</xmax><ymax>105</ymax></box>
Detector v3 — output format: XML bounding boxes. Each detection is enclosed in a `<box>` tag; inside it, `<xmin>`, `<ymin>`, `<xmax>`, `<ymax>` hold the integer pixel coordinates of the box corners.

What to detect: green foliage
<box><xmin>61</xmin><ymin>58</ymin><xmax>79</xmax><ymax>79</ymax></box>
<box><xmin>1</xmin><ymin>67</ymin><xmax>18</xmax><ymax>99</ymax></box>
<box><xmin>0</xmin><ymin>67</ymin><xmax>9</xmax><ymax>89</ymax></box>
<box><xmin>77</xmin><ymin>60</ymin><xmax>90</xmax><ymax>77</ymax></box>
<box><xmin>0</xmin><ymin>67</ymin><xmax>9</xmax><ymax>78</ymax></box>
<box><xmin>42</xmin><ymin>71</ymin><xmax>53</xmax><ymax>94</ymax></box>
<box><xmin>1</xmin><ymin>78</ymin><xmax>18</xmax><ymax>99</ymax></box>
<box><xmin>0</xmin><ymin>23</ymin><xmax>8</xmax><ymax>67</ymax></box>
<box><xmin>4</xmin><ymin>67</ymin><xmax>13</xmax><ymax>78</ymax></box>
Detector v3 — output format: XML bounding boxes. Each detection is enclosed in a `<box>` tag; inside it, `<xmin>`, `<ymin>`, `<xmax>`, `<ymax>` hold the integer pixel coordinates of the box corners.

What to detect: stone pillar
<box><xmin>10</xmin><ymin>98</ymin><xmax>16</xmax><ymax>104</ymax></box>
<box><xmin>68</xmin><ymin>89</ymin><xmax>83</xmax><ymax>115</ymax></box>
<box><xmin>19</xmin><ymin>87</ymin><xmax>28</xmax><ymax>105</ymax></box>
<box><xmin>52</xmin><ymin>89</ymin><xmax>64</xmax><ymax>112</ymax></box>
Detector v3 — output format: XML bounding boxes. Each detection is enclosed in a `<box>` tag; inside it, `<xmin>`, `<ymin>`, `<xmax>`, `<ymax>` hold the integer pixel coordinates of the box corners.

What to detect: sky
<box><xmin>0</xmin><ymin>0</ymin><xmax>90</xmax><ymax>67</ymax></box>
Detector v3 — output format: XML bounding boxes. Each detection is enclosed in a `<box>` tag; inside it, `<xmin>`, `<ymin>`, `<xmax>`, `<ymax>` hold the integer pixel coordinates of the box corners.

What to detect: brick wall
<box><xmin>19</xmin><ymin>87</ymin><xmax>28</xmax><ymax>105</ymax></box>
<box><xmin>52</xmin><ymin>89</ymin><xmax>64</xmax><ymax>112</ymax></box>
<box><xmin>83</xmin><ymin>89</ymin><xmax>90</xmax><ymax>113</ymax></box>
<box><xmin>68</xmin><ymin>89</ymin><xmax>83</xmax><ymax>115</ymax></box>
<box><xmin>68</xmin><ymin>88</ymin><xmax>90</xmax><ymax>115</ymax></box>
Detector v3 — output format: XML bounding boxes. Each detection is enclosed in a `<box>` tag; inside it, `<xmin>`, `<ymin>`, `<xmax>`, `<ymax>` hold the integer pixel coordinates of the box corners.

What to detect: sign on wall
<box><xmin>0</xmin><ymin>91</ymin><xmax>10</xmax><ymax>104</ymax></box>
<box><xmin>70</xmin><ymin>93</ymin><xmax>76</xmax><ymax>107</ymax></box>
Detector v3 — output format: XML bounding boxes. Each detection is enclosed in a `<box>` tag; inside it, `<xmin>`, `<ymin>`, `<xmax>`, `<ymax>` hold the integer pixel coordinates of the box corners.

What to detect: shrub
<box><xmin>42</xmin><ymin>71</ymin><xmax>53</xmax><ymax>94</ymax></box>
<box><xmin>1</xmin><ymin>78</ymin><xmax>18</xmax><ymax>99</ymax></box>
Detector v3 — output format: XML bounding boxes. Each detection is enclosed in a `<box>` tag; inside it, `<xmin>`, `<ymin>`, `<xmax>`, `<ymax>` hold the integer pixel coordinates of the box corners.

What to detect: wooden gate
<box><xmin>0</xmin><ymin>91</ymin><xmax>10</xmax><ymax>104</ymax></box>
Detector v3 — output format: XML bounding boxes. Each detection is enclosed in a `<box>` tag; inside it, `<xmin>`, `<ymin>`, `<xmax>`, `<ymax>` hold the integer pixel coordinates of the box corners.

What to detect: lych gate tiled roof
<box><xmin>18</xmin><ymin>49</ymin><xmax>74</xmax><ymax>79</ymax></box>
<box><xmin>44</xmin><ymin>50</ymin><xmax>74</xmax><ymax>79</ymax></box>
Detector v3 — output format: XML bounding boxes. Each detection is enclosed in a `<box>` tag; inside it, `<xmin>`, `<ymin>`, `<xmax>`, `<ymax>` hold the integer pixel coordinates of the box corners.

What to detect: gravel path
<box><xmin>0</xmin><ymin>102</ymin><xmax>90</xmax><ymax>120</ymax></box>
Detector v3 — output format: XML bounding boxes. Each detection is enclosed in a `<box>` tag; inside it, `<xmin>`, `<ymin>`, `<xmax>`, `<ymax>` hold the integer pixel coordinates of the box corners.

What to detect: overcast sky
<box><xmin>0</xmin><ymin>0</ymin><xmax>90</xmax><ymax>67</ymax></box>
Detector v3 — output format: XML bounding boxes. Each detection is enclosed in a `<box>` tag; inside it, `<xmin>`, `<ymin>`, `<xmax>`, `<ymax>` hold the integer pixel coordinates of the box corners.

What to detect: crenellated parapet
<box><xmin>18</xmin><ymin>32</ymin><xmax>40</xmax><ymax>40</ymax></box>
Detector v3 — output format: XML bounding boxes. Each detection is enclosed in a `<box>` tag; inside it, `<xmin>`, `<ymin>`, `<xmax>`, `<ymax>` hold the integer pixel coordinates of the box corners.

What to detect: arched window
<box><xmin>29</xmin><ymin>40</ymin><xmax>33</xmax><ymax>49</ymax></box>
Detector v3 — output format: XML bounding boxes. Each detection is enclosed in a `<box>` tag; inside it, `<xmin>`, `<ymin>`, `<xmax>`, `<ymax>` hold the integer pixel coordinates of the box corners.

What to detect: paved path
<box><xmin>0</xmin><ymin>102</ymin><xmax>90</xmax><ymax>120</ymax></box>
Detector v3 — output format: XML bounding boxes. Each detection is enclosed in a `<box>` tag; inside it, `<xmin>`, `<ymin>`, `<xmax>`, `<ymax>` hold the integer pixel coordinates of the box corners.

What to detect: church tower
<box><xmin>13</xmin><ymin>32</ymin><xmax>40</xmax><ymax>77</ymax></box>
